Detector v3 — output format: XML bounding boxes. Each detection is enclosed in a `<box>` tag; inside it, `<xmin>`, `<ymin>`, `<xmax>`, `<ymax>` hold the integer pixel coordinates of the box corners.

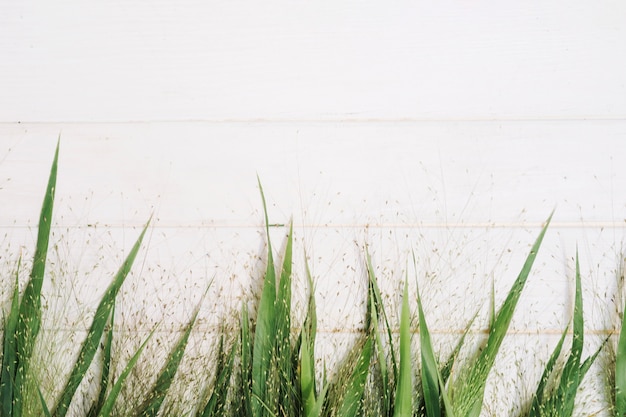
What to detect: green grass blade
<box><xmin>87</xmin><ymin>306</ymin><xmax>115</xmax><ymax>417</ymax></box>
<box><xmin>240</xmin><ymin>304</ymin><xmax>253</xmax><ymax>417</ymax></box>
<box><xmin>617</xmin><ymin>294</ymin><xmax>626</xmax><ymax>416</ymax></box>
<box><xmin>38</xmin><ymin>384</ymin><xmax>51</xmax><ymax>417</ymax></box>
<box><xmin>199</xmin><ymin>338</ymin><xmax>237</xmax><ymax>417</ymax></box>
<box><xmin>97</xmin><ymin>329</ymin><xmax>155</xmax><ymax>417</ymax></box>
<box><xmin>1</xmin><ymin>257</ymin><xmax>22</xmax><ymax>417</ymax></box>
<box><xmin>393</xmin><ymin>280</ymin><xmax>413</xmax><ymax>417</ymax></box>
<box><xmin>336</xmin><ymin>337</ymin><xmax>373</xmax><ymax>417</ymax></box>
<box><xmin>135</xmin><ymin>300</ymin><xmax>201</xmax><ymax>417</ymax></box>
<box><xmin>14</xmin><ymin>140</ymin><xmax>59</xmax><ymax>417</ymax></box>
<box><xmin>52</xmin><ymin>219</ymin><xmax>150</xmax><ymax>417</ymax></box>
<box><xmin>453</xmin><ymin>211</ymin><xmax>552</xmax><ymax>417</ymax></box>
<box><xmin>417</xmin><ymin>281</ymin><xmax>442</xmax><ymax>417</ymax></box>
<box><xmin>366</xmin><ymin>251</ymin><xmax>396</xmax><ymax>415</ymax></box>
<box><xmin>275</xmin><ymin>221</ymin><xmax>296</xmax><ymax>416</ymax></box>
<box><xmin>251</xmin><ymin>179</ymin><xmax>278</xmax><ymax>417</ymax></box>
<box><xmin>528</xmin><ymin>324</ymin><xmax>567</xmax><ymax>417</ymax></box>
<box><xmin>301</xmin><ymin>258</ymin><xmax>319</xmax><ymax>417</ymax></box>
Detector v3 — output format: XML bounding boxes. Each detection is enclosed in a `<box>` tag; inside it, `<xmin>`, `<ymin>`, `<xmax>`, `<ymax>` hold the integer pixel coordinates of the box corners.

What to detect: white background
<box><xmin>2</xmin><ymin>1</ymin><xmax>626</xmax><ymax>415</ymax></box>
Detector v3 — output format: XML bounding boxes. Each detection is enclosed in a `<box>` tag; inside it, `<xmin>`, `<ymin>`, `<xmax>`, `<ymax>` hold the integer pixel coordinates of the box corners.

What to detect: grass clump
<box><xmin>0</xmin><ymin>142</ymin><xmax>621</xmax><ymax>416</ymax></box>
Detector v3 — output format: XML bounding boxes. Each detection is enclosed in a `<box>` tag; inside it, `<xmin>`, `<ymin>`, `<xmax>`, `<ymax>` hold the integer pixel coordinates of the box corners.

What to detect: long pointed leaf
<box><xmin>14</xmin><ymin>140</ymin><xmax>59</xmax><ymax>417</ymax></box>
<box><xmin>97</xmin><ymin>329</ymin><xmax>156</xmax><ymax>417</ymax></box>
<box><xmin>1</xmin><ymin>257</ymin><xmax>22</xmax><ymax>417</ymax></box>
<box><xmin>394</xmin><ymin>280</ymin><xmax>413</xmax><ymax>417</ymax></box>
<box><xmin>453</xmin><ymin>212</ymin><xmax>553</xmax><ymax>417</ymax></box>
<box><xmin>52</xmin><ymin>219</ymin><xmax>150</xmax><ymax>417</ymax></box>
<box><xmin>135</xmin><ymin>299</ymin><xmax>202</xmax><ymax>417</ymax></box>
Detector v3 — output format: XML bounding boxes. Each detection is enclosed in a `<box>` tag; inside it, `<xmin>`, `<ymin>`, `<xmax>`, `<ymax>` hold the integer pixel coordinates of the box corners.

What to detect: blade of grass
<box><xmin>240</xmin><ymin>304</ymin><xmax>253</xmax><ymax>417</ymax></box>
<box><xmin>417</xmin><ymin>279</ymin><xmax>442</xmax><ymax>417</ymax></box>
<box><xmin>97</xmin><ymin>329</ymin><xmax>156</xmax><ymax>417</ymax></box>
<box><xmin>336</xmin><ymin>337</ymin><xmax>373</xmax><ymax>417</ymax></box>
<box><xmin>38</xmin><ymin>385</ymin><xmax>51</xmax><ymax>417</ymax></box>
<box><xmin>393</xmin><ymin>280</ymin><xmax>413</xmax><ymax>417</ymax></box>
<box><xmin>1</xmin><ymin>257</ymin><xmax>22</xmax><ymax>417</ymax></box>
<box><xmin>300</xmin><ymin>257</ymin><xmax>319</xmax><ymax>417</ymax></box>
<box><xmin>87</xmin><ymin>305</ymin><xmax>115</xmax><ymax>417</ymax></box>
<box><xmin>135</xmin><ymin>297</ymin><xmax>203</xmax><ymax>417</ymax></box>
<box><xmin>616</xmin><ymin>293</ymin><xmax>626</xmax><ymax>416</ymax></box>
<box><xmin>198</xmin><ymin>337</ymin><xmax>237</xmax><ymax>417</ymax></box>
<box><xmin>13</xmin><ymin>139</ymin><xmax>59</xmax><ymax>417</ymax></box>
<box><xmin>251</xmin><ymin>178</ymin><xmax>278</xmax><ymax>417</ymax></box>
<box><xmin>366</xmin><ymin>250</ymin><xmax>398</xmax><ymax>415</ymax></box>
<box><xmin>275</xmin><ymin>221</ymin><xmax>296</xmax><ymax>417</ymax></box>
<box><xmin>451</xmin><ymin>212</ymin><xmax>553</xmax><ymax>417</ymax></box>
<box><xmin>526</xmin><ymin>250</ymin><xmax>607</xmax><ymax>417</ymax></box>
<box><xmin>52</xmin><ymin>219</ymin><xmax>150</xmax><ymax>417</ymax></box>
<box><xmin>528</xmin><ymin>324</ymin><xmax>567</xmax><ymax>416</ymax></box>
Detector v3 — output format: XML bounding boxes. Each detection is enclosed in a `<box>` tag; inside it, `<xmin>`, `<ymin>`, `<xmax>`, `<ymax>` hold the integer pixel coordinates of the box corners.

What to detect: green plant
<box><xmin>525</xmin><ymin>251</ymin><xmax>607</xmax><ymax>417</ymax></box>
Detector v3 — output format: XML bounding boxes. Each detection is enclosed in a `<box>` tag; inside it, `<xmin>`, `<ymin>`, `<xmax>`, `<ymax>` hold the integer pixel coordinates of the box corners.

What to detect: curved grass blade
<box><xmin>134</xmin><ymin>298</ymin><xmax>202</xmax><ymax>417</ymax></box>
<box><xmin>13</xmin><ymin>140</ymin><xmax>59</xmax><ymax>417</ymax></box>
<box><xmin>300</xmin><ymin>258</ymin><xmax>320</xmax><ymax>417</ymax></box>
<box><xmin>366</xmin><ymin>250</ymin><xmax>398</xmax><ymax>416</ymax></box>
<box><xmin>417</xmin><ymin>280</ymin><xmax>442</xmax><ymax>417</ymax></box>
<box><xmin>251</xmin><ymin>178</ymin><xmax>278</xmax><ymax>417</ymax></box>
<box><xmin>336</xmin><ymin>337</ymin><xmax>373</xmax><ymax>417</ymax></box>
<box><xmin>52</xmin><ymin>219</ymin><xmax>151</xmax><ymax>417</ymax></box>
<box><xmin>97</xmin><ymin>329</ymin><xmax>156</xmax><ymax>417</ymax></box>
<box><xmin>87</xmin><ymin>305</ymin><xmax>115</xmax><ymax>417</ymax></box>
<box><xmin>239</xmin><ymin>304</ymin><xmax>253</xmax><ymax>417</ymax></box>
<box><xmin>38</xmin><ymin>384</ymin><xmax>51</xmax><ymax>417</ymax></box>
<box><xmin>452</xmin><ymin>211</ymin><xmax>553</xmax><ymax>417</ymax></box>
<box><xmin>393</xmin><ymin>280</ymin><xmax>413</xmax><ymax>417</ymax></box>
<box><xmin>526</xmin><ymin>250</ymin><xmax>607</xmax><ymax>417</ymax></box>
<box><xmin>198</xmin><ymin>336</ymin><xmax>237</xmax><ymax>417</ymax></box>
<box><xmin>528</xmin><ymin>324</ymin><xmax>567</xmax><ymax>416</ymax></box>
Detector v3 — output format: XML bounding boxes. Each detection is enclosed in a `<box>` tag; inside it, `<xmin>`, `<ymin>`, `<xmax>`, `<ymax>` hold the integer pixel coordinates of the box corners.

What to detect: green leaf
<box><xmin>97</xmin><ymin>329</ymin><xmax>155</xmax><ymax>417</ymax></box>
<box><xmin>394</xmin><ymin>280</ymin><xmax>413</xmax><ymax>417</ymax></box>
<box><xmin>52</xmin><ymin>219</ymin><xmax>150</xmax><ymax>417</ymax></box>
<box><xmin>251</xmin><ymin>178</ymin><xmax>278</xmax><ymax>417</ymax></box>
<box><xmin>336</xmin><ymin>337</ymin><xmax>373</xmax><ymax>417</ymax></box>
<box><xmin>87</xmin><ymin>305</ymin><xmax>115</xmax><ymax>417</ymax></box>
<box><xmin>452</xmin><ymin>211</ymin><xmax>552</xmax><ymax>417</ymax></box>
<box><xmin>14</xmin><ymin>139</ymin><xmax>59</xmax><ymax>417</ymax></box>
<box><xmin>135</xmin><ymin>300</ymin><xmax>202</xmax><ymax>417</ymax></box>
<box><xmin>617</xmin><ymin>293</ymin><xmax>626</xmax><ymax>416</ymax></box>
<box><xmin>0</xmin><ymin>257</ymin><xmax>22</xmax><ymax>417</ymax></box>
<box><xmin>199</xmin><ymin>337</ymin><xmax>237</xmax><ymax>417</ymax></box>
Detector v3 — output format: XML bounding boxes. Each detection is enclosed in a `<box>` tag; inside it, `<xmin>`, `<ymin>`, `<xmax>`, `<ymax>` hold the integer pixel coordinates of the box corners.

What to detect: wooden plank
<box><xmin>0</xmin><ymin>121</ymin><xmax>625</xmax><ymax>227</ymax></box>
<box><xmin>1</xmin><ymin>1</ymin><xmax>624</xmax><ymax>122</ymax></box>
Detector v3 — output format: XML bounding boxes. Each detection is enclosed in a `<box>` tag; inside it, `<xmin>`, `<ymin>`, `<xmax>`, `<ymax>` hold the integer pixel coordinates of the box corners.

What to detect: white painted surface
<box><xmin>2</xmin><ymin>1</ymin><xmax>626</xmax><ymax>415</ymax></box>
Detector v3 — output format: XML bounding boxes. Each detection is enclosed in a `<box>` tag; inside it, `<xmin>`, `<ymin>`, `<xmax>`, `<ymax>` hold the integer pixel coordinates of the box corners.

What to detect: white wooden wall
<box><xmin>2</xmin><ymin>1</ymin><xmax>626</xmax><ymax>415</ymax></box>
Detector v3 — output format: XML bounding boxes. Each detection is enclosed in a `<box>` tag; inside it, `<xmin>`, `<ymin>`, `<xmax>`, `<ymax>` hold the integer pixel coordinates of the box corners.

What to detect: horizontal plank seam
<box><xmin>1</xmin><ymin>222</ymin><xmax>624</xmax><ymax>229</ymax></box>
<box><xmin>3</xmin><ymin>116</ymin><xmax>626</xmax><ymax>125</ymax></box>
